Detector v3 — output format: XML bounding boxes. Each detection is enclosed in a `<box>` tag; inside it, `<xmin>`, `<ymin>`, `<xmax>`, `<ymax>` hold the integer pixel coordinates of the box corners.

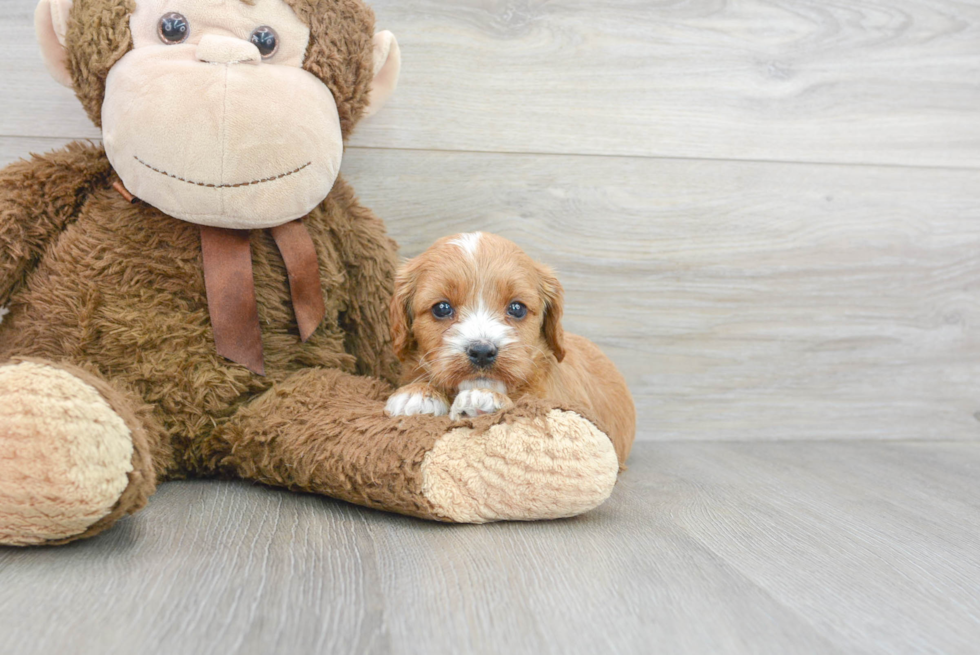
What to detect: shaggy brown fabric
<box><xmin>282</xmin><ymin>0</ymin><xmax>378</xmax><ymax>136</ymax></box>
<box><xmin>64</xmin><ymin>0</ymin><xmax>135</xmax><ymax>128</ymax></box>
<box><xmin>65</xmin><ymin>0</ymin><xmax>377</xmax><ymax>136</ymax></box>
<box><xmin>9</xmin><ymin>357</ymin><xmax>162</xmax><ymax>544</ymax></box>
<box><xmin>208</xmin><ymin>370</ymin><xmax>605</xmax><ymax>521</ymax></box>
<box><xmin>0</xmin><ymin>0</ymin><xmax>620</xmax><ymax>543</ymax></box>
<box><xmin>0</xmin><ymin>146</ymin><xmax>399</xmax><ymax>477</ymax></box>
<box><xmin>0</xmin><ymin>139</ymin><xmax>618</xmax><ymax>533</ymax></box>
<box><xmin>0</xmin><ymin>143</ymin><xmax>113</xmax><ymax>306</ymax></box>
<box><xmin>207</xmin><ymin>368</ymin><xmax>443</xmax><ymax>518</ymax></box>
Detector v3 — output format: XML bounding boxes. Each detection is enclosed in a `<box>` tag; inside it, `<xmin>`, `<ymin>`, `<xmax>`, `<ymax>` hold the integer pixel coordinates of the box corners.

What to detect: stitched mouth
<box><xmin>134</xmin><ymin>156</ymin><xmax>312</xmax><ymax>189</ymax></box>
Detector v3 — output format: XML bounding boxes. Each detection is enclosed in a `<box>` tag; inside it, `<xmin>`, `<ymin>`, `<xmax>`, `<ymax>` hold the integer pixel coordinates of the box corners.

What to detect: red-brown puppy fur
<box><xmin>387</xmin><ymin>232</ymin><xmax>635</xmax><ymax>463</ymax></box>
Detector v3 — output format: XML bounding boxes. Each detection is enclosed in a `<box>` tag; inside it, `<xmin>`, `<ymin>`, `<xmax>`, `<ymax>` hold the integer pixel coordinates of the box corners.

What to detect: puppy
<box><xmin>385</xmin><ymin>232</ymin><xmax>635</xmax><ymax>463</ymax></box>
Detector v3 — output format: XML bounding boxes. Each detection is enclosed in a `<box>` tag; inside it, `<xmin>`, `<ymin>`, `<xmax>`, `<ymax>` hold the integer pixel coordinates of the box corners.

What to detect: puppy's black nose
<box><xmin>467</xmin><ymin>342</ymin><xmax>498</xmax><ymax>368</ymax></box>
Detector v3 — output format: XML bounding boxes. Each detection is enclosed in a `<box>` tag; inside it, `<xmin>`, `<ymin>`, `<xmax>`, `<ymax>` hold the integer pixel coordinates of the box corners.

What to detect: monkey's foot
<box><xmin>420</xmin><ymin>407</ymin><xmax>619</xmax><ymax>523</ymax></box>
<box><xmin>0</xmin><ymin>360</ymin><xmax>151</xmax><ymax>545</ymax></box>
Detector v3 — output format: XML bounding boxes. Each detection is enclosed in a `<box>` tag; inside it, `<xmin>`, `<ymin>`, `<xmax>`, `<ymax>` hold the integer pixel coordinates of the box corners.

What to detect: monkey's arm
<box><xmin>0</xmin><ymin>142</ymin><xmax>112</xmax><ymax>306</ymax></box>
<box><xmin>207</xmin><ymin>368</ymin><xmax>620</xmax><ymax>524</ymax></box>
<box><xmin>325</xmin><ymin>178</ymin><xmax>401</xmax><ymax>385</ymax></box>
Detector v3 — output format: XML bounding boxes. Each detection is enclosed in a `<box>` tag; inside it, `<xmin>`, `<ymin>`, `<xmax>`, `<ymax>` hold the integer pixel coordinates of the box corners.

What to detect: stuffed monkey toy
<box><xmin>0</xmin><ymin>0</ymin><xmax>628</xmax><ymax>546</ymax></box>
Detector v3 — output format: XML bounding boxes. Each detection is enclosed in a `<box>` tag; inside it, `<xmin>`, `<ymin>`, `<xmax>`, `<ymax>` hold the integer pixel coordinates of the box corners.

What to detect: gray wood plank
<box><xmin>0</xmin><ymin>484</ymin><xmax>390</xmax><ymax>655</ymax></box>
<box><xmin>2</xmin><ymin>442</ymin><xmax>979</xmax><ymax>654</ymax></box>
<box><xmin>0</xmin><ymin>136</ymin><xmax>83</xmax><ymax>167</ymax></box>
<box><xmin>339</xmin><ymin>147</ymin><xmax>980</xmax><ymax>442</ymax></box>
<box><xmin>3</xmin><ymin>137</ymin><xmax>979</xmax><ymax>442</ymax></box>
<box><xmin>0</xmin><ymin>0</ymin><xmax>980</xmax><ymax>167</ymax></box>
<box><xmin>4</xmin><ymin>1</ymin><xmax>980</xmax><ymax>167</ymax></box>
<box><xmin>359</xmin><ymin>0</ymin><xmax>980</xmax><ymax>167</ymax></box>
<box><xmin>657</xmin><ymin>441</ymin><xmax>980</xmax><ymax>654</ymax></box>
<box><xmin>3</xmin><ymin>461</ymin><xmax>840</xmax><ymax>655</ymax></box>
<box><xmin>1</xmin><ymin>4</ymin><xmax>91</xmax><ymax>140</ymax></box>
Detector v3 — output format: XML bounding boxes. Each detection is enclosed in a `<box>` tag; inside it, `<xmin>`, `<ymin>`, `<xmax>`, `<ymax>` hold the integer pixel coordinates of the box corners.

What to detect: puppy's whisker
<box><xmin>414</xmin><ymin>354</ymin><xmax>435</xmax><ymax>376</ymax></box>
<box><xmin>523</xmin><ymin>344</ymin><xmax>554</xmax><ymax>362</ymax></box>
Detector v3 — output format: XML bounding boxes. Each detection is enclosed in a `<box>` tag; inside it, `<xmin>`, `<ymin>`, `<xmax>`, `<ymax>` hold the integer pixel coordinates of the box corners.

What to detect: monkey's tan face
<box><xmin>102</xmin><ymin>0</ymin><xmax>342</xmax><ymax>229</ymax></box>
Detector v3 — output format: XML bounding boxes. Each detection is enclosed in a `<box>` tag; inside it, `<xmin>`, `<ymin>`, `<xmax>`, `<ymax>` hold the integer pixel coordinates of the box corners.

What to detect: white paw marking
<box><xmin>450</xmin><ymin>389</ymin><xmax>508</xmax><ymax>420</ymax></box>
<box><xmin>458</xmin><ymin>378</ymin><xmax>507</xmax><ymax>395</ymax></box>
<box><xmin>385</xmin><ymin>390</ymin><xmax>449</xmax><ymax>417</ymax></box>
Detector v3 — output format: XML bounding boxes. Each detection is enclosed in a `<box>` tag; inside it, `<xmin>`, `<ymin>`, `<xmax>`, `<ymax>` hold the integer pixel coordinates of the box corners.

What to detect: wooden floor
<box><xmin>3</xmin><ymin>2</ymin><xmax>980</xmax><ymax>653</ymax></box>
<box><xmin>1</xmin><ymin>442</ymin><xmax>978</xmax><ymax>655</ymax></box>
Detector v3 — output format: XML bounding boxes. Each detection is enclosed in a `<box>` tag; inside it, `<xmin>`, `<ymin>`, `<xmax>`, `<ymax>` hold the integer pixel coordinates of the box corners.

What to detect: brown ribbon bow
<box><xmin>200</xmin><ymin>220</ymin><xmax>325</xmax><ymax>375</ymax></box>
<box><xmin>112</xmin><ymin>180</ymin><xmax>324</xmax><ymax>375</ymax></box>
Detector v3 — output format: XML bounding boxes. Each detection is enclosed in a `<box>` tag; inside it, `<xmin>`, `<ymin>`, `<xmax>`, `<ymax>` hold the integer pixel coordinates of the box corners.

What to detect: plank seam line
<box><xmin>345</xmin><ymin>145</ymin><xmax>980</xmax><ymax>173</ymax></box>
<box><xmin>2</xmin><ymin>135</ymin><xmax>979</xmax><ymax>173</ymax></box>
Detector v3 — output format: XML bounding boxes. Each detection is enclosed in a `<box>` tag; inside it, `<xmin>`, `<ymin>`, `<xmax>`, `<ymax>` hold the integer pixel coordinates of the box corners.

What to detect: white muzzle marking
<box><xmin>446</xmin><ymin>302</ymin><xmax>515</xmax><ymax>355</ymax></box>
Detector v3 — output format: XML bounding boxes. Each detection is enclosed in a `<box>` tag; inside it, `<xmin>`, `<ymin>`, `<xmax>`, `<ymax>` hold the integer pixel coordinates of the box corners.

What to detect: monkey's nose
<box><xmin>466</xmin><ymin>342</ymin><xmax>498</xmax><ymax>369</ymax></box>
<box><xmin>196</xmin><ymin>34</ymin><xmax>262</xmax><ymax>65</ymax></box>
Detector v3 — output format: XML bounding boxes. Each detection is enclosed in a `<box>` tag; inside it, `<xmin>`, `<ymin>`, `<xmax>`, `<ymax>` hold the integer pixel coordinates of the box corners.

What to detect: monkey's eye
<box><xmin>431</xmin><ymin>302</ymin><xmax>454</xmax><ymax>320</ymax></box>
<box><xmin>507</xmin><ymin>302</ymin><xmax>528</xmax><ymax>320</ymax></box>
<box><xmin>158</xmin><ymin>12</ymin><xmax>190</xmax><ymax>44</ymax></box>
<box><xmin>250</xmin><ymin>26</ymin><xmax>279</xmax><ymax>59</ymax></box>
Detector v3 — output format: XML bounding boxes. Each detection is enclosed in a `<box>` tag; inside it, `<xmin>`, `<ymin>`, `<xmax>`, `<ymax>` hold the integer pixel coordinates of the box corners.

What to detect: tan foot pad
<box><xmin>421</xmin><ymin>409</ymin><xmax>620</xmax><ymax>523</ymax></box>
<box><xmin>0</xmin><ymin>362</ymin><xmax>134</xmax><ymax>546</ymax></box>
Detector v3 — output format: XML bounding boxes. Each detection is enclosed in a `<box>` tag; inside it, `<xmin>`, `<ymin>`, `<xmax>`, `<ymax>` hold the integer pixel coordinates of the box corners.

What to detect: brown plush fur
<box><xmin>0</xmin><ymin>0</ymin><xmax>401</xmax><ymax>541</ymax></box>
<box><xmin>0</xmin><ymin>144</ymin><xmax>400</xmax><ymax>477</ymax></box>
<box><xmin>0</xmin><ymin>0</ymin><xmax>622</xmax><ymax>543</ymax></box>
<box><xmin>208</xmin><ymin>370</ymin><xmax>596</xmax><ymax>520</ymax></box>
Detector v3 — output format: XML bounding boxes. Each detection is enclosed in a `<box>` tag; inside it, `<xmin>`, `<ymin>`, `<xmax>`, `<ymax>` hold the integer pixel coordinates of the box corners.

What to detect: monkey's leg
<box><xmin>209</xmin><ymin>368</ymin><xmax>620</xmax><ymax>523</ymax></box>
<box><xmin>0</xmin><ymin>358</ymin><xmax>161</xmax><ymax>545</ymax></box>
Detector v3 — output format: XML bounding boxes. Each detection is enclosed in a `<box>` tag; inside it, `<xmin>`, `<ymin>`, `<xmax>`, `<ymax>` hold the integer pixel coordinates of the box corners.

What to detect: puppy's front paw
<box><xmin>385</xmin><ymin>385</ymin><xmax>450</xmax><ymax>417</ymax></box>
<box><xmin>449</xmin><ymin>389</ymin><xmax>514</xmax><ymax>421</ymax></box>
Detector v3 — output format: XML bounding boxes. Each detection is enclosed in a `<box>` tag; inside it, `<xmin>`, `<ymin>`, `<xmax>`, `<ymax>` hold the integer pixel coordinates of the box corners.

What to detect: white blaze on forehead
<box><xmin>449</xmin><ymin>232</ymin><xmax>483</xmax><ymax>259</ymax></box>
<box><xmin>446</xmin><ymin>302</ymin><xmax>515</xmax><ymax>353</ymax></box>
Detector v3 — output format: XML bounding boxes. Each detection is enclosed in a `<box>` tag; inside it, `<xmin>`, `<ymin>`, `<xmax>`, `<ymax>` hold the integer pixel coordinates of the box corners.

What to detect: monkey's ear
<box><xmin>363</xmin><ymin>31</ymin><xmax>401</xmax><ymax>118</ymax></box>
<box><xmin>35</xmin><ymin>0</ymin><xmax>73</xmax><ymax>88</ymax></box>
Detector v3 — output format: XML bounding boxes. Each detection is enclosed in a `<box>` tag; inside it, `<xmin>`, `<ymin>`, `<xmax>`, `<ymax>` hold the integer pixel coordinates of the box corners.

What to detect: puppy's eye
<box><xmin>158</xmin><ymin>12</ymin><xmax>190</xmax><ymax>44</ymax></box>
<box><xmin>250</xmin><ymin>26</ymin><xmax>279</xmax><ymax>58</ymax></box>
<box><xmin>507</xmin><ymin>302</ymin><xmax>528</xmax><ymax>319</ymax></box>
<box><xmin>431</xmin><ymin>301</ymin><xmax>454</xmax><ymax>320</ymax></box>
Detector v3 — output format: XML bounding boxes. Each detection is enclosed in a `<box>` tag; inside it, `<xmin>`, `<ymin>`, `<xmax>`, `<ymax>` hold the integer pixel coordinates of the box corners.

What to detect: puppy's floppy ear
<box><xmin>537</xmin><ymin>264</ymin><xmax>566</xmax><ymax>363</ymax></box>
<box><xmin>389</xmin><ymin>259</ymin><xmax>420</xmax><ymax>361</ymax></box>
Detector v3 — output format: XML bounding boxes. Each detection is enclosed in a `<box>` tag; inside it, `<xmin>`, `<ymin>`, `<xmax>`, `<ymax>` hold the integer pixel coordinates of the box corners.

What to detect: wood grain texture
<box><xmin>1</xmin><ymin>442</ymin><xmax>979</xmax><ymax>655</ymax></box>
<box><xmin>2</xmin><ymin>4</ymin><xmax>88</xmax><ymax>140</ymax></box>
<box><xmin>2</xmin><ymin>137</ymin><xmax>978</xmax><ymax>441</ymax></box>
<box><xmin>651</xmin><ymin>441</ymin><xmax>980</xmax><ymax>655</ymax></box>
<box><xmin>358</xmin><ymin>0</ymin><xmax>980</xmax><ymax>166</ymax></box>
<box><xmin>4</xmin><ymin>1</ymin><xmax>980</xmax><ymax>166</ymax></box>
<box><xmin>0</xmin><ymin>137</ymin><xmax>81</xmax><ymax>167</ymax></box>
<box><xmin>339</xmin><ymin>147</ymin><xmax>980</xmax><ymax>441</ymax></box>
